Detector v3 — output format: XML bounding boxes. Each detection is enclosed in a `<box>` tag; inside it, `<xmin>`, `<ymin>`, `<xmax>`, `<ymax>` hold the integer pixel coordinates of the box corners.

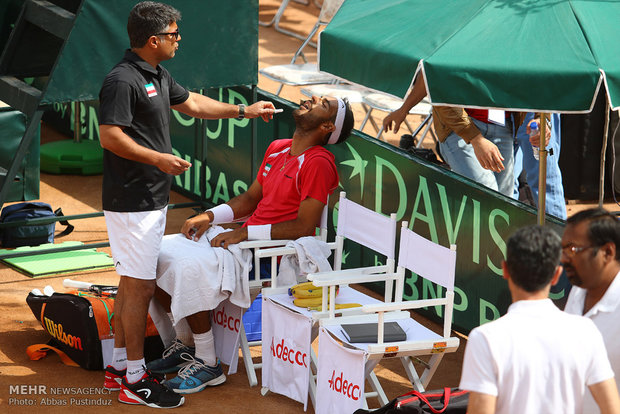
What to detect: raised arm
<box><xmin>383</xmin><ymin>74</ymin><xmax>428</xmax><ymax>134</ymax></box>
<box><xmin>172</xmin><ymin>92</ymin><xmax>276</xmax><ymax>122</ymax></box>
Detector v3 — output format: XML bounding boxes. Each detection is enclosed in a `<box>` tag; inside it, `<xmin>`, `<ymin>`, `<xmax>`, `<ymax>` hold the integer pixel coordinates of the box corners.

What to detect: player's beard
<box><xmin>293</xmin><ymin>108</ymin><xmax>323</xmax><ymax>133</ymax></box>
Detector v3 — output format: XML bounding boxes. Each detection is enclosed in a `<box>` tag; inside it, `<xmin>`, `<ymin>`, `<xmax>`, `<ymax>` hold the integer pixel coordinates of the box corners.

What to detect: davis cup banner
<box><xmin>46</xmin><ymin>87</ymin><xmax>568</xmax><ymax>333</ymax></box>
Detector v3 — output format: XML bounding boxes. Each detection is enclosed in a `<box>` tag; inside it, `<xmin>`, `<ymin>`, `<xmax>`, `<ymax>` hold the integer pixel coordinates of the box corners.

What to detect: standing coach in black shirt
<box><xmin>98</xmin><ymin>1</ymin><xmax>275</xmax><ymax>408</ymax></box>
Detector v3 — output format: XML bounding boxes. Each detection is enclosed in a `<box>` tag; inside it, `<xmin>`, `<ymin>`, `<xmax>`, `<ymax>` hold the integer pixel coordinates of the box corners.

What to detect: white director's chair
<box><xmin>233</xmin><ymin>199</ymin><xmax>331</xmax><ymax>388</ymax></box>
<box><xmin>315</xmin><ymin>221</ymin><xmax>460</xmax><ymax>410</ymax></box>
<box><xmin>255</xmin><ymin>192</ymin><xmax>399</xmax><ymax>409</ymax></box>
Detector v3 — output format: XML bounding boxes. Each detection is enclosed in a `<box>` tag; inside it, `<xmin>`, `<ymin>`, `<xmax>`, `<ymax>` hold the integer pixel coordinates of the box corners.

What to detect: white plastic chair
<box><xmin>255</xmin><ymin>192</ymin><xmax>399</xmax><ymax>408</ymax></box>
<box><xmin>315</xmin><ymin>221</ymin><xmax>460</xmax><ymax>407</ymax></box>
<box><xmin>259</xmin><ymin>0</ymin><xmax>345</xmax><ymax>96</ymax></box>
<box><xmin>260</xmin><ymin>0</ymin><xmax>339</xmax><ymax>44</ymax></box>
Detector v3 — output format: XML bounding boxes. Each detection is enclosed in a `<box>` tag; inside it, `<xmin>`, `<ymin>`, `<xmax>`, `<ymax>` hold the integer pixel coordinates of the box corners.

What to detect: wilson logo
<box><xmin>270</xmin><ymin>338</ymin><xmax>307</xmax><ymax>367</ymax></box>
<box><xmin>212</xmin><ymin>306</ymin><xmax>240</xmax><ymax>333</ymax></box>
<box><xmin>328</xmin><ymin>370</ymin><xmax>360</xmax><ymax>401</ymax></box>
<box><xmin>43</xmin><ymin>317</ymin><xmax>83</xmax><ymax>350</ymax></box>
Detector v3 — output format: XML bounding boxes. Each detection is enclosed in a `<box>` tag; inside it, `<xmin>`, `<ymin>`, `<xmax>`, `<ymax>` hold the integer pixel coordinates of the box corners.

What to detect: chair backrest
<box><xmin>335</xmin><ymin>192</ymin><xmax>397</xmax><ymax>268</ymax></box>
<box><xmin>318</xmin><ymin>0</ymin><xmax>345</xmax><ymax>24</ymax></box>
<box><xmin>398</xmin><ymin>224</ymin><xmax>456</xmax><ymax>290</ymax></box>
<box><xmin>318</xmin><ymin>199</ymin><xmax>329</xmax><ymax>241</ymax></box>
<box><xmin>332</xmin><ymin>192</ymin><xmax>398</xmax><ymax>305</ymax></box>
<box><xmin>248</xmin><ymin>197</ymin><xmax>330</xmax><ymax>289</ymax></box>
<box><xmin>291</xmin><ymin>0</ymin><xmax>345</xmax><ymax>63</ymax></box>
<box><xmin>396</xmin><ymin>221</ymin><xmax>456</xmax><ymax>338</ymax></box>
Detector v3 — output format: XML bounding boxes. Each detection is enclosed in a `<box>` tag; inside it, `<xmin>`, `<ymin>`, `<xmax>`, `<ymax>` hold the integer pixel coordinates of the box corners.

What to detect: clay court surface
<box><xmin>0</xmin><ymin>1</ymin><xmax>610</xmax><ymax>412</ymax></box>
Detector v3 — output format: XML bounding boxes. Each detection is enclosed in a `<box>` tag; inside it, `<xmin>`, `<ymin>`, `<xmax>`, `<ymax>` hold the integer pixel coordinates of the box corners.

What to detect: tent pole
<box><xmin>599</xmin><ymin>100</ymin><xmax>610</xmax><ymax>208</ymax></box>
<box><xmin>537</xmin><ymin>113</ymin><xmax>548</xmax><ymax>225</ymax></box>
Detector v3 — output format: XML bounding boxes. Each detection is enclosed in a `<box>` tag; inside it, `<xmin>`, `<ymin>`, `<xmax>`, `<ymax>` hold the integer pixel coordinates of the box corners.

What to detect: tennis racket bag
<box><xmin>26</xmin><ymin>291</ymin><xmax>163</xmax><ymax>370</ymax></box>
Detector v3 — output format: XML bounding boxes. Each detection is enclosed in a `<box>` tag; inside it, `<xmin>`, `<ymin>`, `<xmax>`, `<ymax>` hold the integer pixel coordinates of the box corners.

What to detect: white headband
<box><xmin>327</xmin><ymin>97</ymin><xmax>346</xmax><ymax>145</ymax></box>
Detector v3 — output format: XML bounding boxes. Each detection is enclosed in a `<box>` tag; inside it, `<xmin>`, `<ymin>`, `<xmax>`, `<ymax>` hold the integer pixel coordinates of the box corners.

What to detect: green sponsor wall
<box><xmin>44</xmin><ymin>87</ymin><xmax>568</xmax><ymax>333</ymax></box>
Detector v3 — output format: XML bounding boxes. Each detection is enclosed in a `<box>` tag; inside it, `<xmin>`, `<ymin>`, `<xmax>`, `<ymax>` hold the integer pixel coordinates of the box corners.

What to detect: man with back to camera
<box><xmin>145</xmin><ymin>95</ymin><xmax>355</xmax><ymax>395</ymax></box>
<box><xmin>459</xmin><ymin>225</ymin><xmax>620</xmax><ymax>414</ymax></box>
<box><xmin>562</xmin><ymin>208</ymin><xmax>620</xmax><ymax>413</ymax></box>
<box><xmin>98</xmin><ymin>1</ymin><xmax>275</xmax><ymax>408</ymax></box>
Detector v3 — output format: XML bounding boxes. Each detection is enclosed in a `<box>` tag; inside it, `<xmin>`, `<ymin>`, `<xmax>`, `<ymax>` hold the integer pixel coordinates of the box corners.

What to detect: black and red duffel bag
<box><xmin>354</xmin><ymin>387</ymin><xmax>469</xmax><ymax>414</ymax></box>
<box><xmin>26</xmin><ymin>291</ymin><xmax>163</xmax><ymax>370</ymax></box>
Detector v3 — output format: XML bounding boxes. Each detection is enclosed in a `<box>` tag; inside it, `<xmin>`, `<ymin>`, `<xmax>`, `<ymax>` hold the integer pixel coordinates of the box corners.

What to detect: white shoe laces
<box><xmin>177</xmin><ymin>353</ymin><xmax>207</xmax><ymax>379</ymax></box>
<box><xmin>162</xmin><ymin>339</ymin><xmax>187</xmax><ymax>359</ymax></box>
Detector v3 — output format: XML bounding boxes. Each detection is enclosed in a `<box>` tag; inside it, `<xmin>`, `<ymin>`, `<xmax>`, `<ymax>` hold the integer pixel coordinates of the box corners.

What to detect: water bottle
<box><xmin>530</xmin><ymin>121</ymin><xmax>540</xmax><ymax>160</ymax></box>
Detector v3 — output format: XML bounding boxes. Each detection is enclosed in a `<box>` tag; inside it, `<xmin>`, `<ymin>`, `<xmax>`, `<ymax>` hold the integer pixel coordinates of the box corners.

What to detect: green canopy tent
<box><xmin>319</xmin><ymin>0</ymin><xmax>620</xmax><ymax>223</ymax></box>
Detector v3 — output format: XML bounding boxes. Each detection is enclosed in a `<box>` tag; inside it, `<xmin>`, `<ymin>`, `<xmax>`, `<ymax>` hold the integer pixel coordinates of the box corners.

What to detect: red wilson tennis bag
<box><xmin>354</xmin><ymin>388</ymin><xmax>469</xmax><ymax>414</ymax></box>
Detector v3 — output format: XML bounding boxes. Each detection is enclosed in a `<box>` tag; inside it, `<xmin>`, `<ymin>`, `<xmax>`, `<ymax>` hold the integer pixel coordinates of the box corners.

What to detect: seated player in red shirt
<box><xmin>143</xmin><ymin>95</ymin><xmax>354</xmax><ymax>394</ymax></box>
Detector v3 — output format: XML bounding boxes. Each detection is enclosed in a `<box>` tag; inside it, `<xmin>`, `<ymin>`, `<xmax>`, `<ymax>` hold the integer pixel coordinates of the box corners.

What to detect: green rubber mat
<box><xmin>0</xmin><ymin>241</ymin><xmax>114</xmax><ymax>277</ymax></box>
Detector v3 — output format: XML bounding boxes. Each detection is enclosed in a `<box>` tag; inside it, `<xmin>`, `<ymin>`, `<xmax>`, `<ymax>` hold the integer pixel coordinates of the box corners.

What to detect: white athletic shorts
<box><xmin>104</xmin><ymin>208</ymin><xmax>167</xmax><ymax>280</ymax></box>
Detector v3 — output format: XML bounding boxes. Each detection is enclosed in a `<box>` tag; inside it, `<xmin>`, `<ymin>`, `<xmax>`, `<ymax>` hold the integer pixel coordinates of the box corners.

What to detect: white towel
<box><xmin>277</xmin><ymin>236</ymin><xmax>333</xmax><ymax>285</ymax></box>
<box><xmin>156</xmin><ymin>227</ymin><xmax>252</xmax><ymax>323</ymax></box>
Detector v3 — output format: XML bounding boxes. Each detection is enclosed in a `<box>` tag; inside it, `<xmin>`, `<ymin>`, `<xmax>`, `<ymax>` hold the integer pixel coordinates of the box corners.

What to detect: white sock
<box><xmin>175</xmin><ymin>317</ymin><xmax>195</xmax><ymax>347</ymax></box>
<box><xmin>126</xmin><ymin>358</ymin><xmax>146</xmax><ymax>383</ymax></box>
<box><xmin>111</xmin><ymin>347</ymin><xmax>127</xmax><ymax>370</ymax></box>
<box><xmin>193</xmin><ymin>330</ymin><xmax>216</xmax><ymax>366</ymax></box>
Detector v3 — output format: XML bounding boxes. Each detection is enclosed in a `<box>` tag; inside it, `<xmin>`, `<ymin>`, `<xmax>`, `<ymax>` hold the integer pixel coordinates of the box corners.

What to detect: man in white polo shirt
<box><xmin>460</xmin><ymin>225</ymin><xmax>619</xmax><ymax>414</ymax></box>
<box><xmin>562</xmin><ymin>208</ymin><xmax>620</xmax><ymax>413</ymax></box>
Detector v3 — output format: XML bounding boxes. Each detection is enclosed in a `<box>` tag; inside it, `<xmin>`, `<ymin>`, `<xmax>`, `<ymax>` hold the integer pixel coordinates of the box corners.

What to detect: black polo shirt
<box><xmin>99</xmin><ymin>50</ymin><xmax>189</xmax><ymax>212</ymax></box>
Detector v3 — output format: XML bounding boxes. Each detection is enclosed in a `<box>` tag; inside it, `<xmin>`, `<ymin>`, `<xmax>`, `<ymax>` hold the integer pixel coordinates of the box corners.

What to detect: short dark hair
<box><xmin>127</xmin><ymin>1</ymin><xmax>181</xmax><ymax>48</ymax></box>
<box><xmin>327</xmin><ymin>98</ymin><xmax>354</xmax><ymax>144</ymax></box>
<box><xmin>567</xmin><ymin>208</ymin><xmax>620</xmax><ymax>260</ymax></box>
<box><xmin>505</xmin><ymin>225</ymin><xmax>561</xmax><ymax>293</ymax></box>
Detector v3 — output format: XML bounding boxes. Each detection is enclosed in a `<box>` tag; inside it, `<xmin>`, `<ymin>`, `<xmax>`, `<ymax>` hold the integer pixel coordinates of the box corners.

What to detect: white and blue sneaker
<box><xmin>146</xmin><ymin>339</ymin><xmax>195</xmax><ymax>374</ymax></box>
<box><xmin>166</xmin><ymin>354</ymin><xmax>226</xmax><ymax>394</ymax></box>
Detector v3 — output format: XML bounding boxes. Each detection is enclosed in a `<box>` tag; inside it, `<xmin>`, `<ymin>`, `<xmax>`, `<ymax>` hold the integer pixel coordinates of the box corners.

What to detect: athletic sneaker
<box><xmin>105</xmin><ymin>365</ymin><xmax>165</xmax><ymax>391</ymax></box>
<box><xmin>146</xmin><ymin>339</ymin><xmax>195</xmax><ymax>374</ymax></box>
<box><xmin>118</xmin><ymin>369</ymin><xmax>184</xmax><ymax>408</ymax></box>
<box><xmin>165</xmin><ymin>355</ymin><xmax>226</xmax><ymax>394</ymax></box>
<box><xmin>104</xmin><ymin>365</ymin><xmax>126</xmax><ymax>391</ymax></box>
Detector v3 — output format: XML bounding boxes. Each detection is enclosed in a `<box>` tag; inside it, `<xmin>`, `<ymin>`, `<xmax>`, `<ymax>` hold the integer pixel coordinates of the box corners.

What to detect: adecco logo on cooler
<box><xmin>212</xmin><ymin>306</ymin><xmax>240</xmax><ymax>333</ymax></box>
<box><xmin>270</xmin><ymin>338</ymin><xmax>307</xmax><ymax>367</ymax></box>
<box><xmin>328</xmin><ymin>370</ymin><xmax>361</xmax><ymax>401</ymax></box>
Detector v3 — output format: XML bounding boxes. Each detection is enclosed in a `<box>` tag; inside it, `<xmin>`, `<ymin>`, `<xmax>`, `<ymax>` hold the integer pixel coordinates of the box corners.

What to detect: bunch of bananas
<box><xmin>289</xmin><ymin>281</ymin><xmax>330</xmax><ymax>308</ymax></box>
<box><xmin>289</xmin><ymin>282</ymin><xmax>360</xmax><ymax>310</ymax></box>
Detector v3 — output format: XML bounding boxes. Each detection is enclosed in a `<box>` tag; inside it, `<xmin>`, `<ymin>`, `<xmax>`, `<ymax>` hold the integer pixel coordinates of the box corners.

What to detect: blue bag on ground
<box><xmin>0</xmin><ymin>202</ymin><xmax>73</xmax><ymax>248</ymax></box>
